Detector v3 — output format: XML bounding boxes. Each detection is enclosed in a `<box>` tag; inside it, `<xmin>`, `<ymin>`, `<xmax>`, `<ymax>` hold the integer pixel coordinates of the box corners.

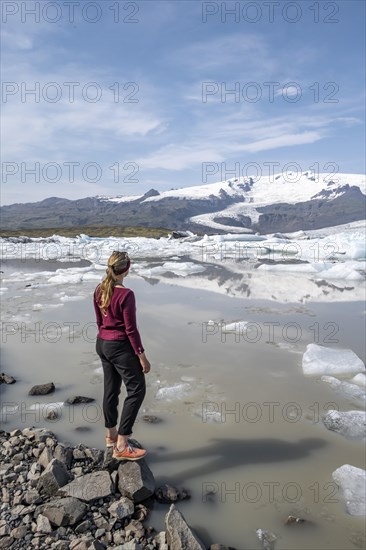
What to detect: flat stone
<box><xmin>57</xmin><ymin>470</ymin><xmax>112</xmax><ymax>502</ymax></box>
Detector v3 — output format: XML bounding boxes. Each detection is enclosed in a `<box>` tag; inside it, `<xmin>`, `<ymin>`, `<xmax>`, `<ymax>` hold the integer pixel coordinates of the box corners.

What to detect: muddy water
<box><xmin>0</xmin><ymin>263</ymin><xmax>365</xmax><ymax>550</ymax></box>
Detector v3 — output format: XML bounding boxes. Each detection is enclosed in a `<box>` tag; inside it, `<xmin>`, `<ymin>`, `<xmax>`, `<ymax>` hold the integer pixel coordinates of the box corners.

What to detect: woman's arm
<box><xmin>122</xmin><ymin>291</ymin><xmax>150</xmax><ymax>373</ymax></box>
<box><xmin>93</xmin><ymin>288</ymin><xmax>103</xmax><ymax>327</ymax></box>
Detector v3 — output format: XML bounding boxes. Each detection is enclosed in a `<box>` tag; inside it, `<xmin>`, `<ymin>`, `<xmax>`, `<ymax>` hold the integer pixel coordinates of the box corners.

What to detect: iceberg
<box><xmin>302</xmin><ymin>344</ymin><xmax>365</xmax><ymax>376</ymax></box>
<box><xmin>332</xmin><ymin>464</ymin><xmax>366</xmax><ymax>516</ymax></box>
<box><xmin>322</xmin><ymin>410</ymin><xmax>366</xmax><ymax>440</ymax></box>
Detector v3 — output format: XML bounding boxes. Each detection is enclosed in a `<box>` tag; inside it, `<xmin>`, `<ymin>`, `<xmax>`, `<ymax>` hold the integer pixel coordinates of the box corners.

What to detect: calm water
<box><xmin>0</xmin><ymin>261</ymin><xmax>365</xmax><ymax>549</ymax></box>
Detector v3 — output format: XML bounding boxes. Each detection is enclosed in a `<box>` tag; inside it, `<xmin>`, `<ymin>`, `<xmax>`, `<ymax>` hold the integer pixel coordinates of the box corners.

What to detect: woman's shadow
<box><xmin>147</xmin><ymin>437</ymin><xmax>327</xmax><ymax>485</ymax></box>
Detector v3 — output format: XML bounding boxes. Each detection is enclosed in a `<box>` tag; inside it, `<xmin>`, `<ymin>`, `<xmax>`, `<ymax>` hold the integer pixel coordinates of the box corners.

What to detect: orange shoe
<box><xmin>112</xmin><ymin>442</ymin><xmax>147</xmax><ymax>461</ymax></box>
<box><xmin>106</xmin><ymin>435</ymin><xmax>118</xmax><ymax>447</ymax></box>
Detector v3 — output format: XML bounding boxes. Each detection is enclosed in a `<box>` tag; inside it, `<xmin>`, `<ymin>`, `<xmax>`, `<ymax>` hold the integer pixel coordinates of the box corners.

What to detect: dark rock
<box><xmin>165</xmin><ymin>504</ymin><xmax>205</xmax><ymax>549</ymax></box>
<box><xmin>133</xmin><ymin>503</ymin><xmax>150</xmax><ymax>522</ymax></box>
<box><xmin>155</xmin><ymin>483</ymin><xmax>179</xmax><ymax>503</ymax></box>
<box><xmin>0</xmin><ymin>373</ymin><xmax>16</xmax><ymax>384</ymax></box>
<box><xmin>142</xmin><ymin>415</ymin><xmax>162</xmax><ymax>423</ymax></box>
<box><xmin>46</xmin><ymin>409</ymin><xmax>59</xmax><ymax>420</ymax></box>
<box><xmin>28</xmin><ymin>382</ymin><xmax>55</xmax><ymax>395</ymax></box>
<box><xmin>75</xmin><ymin>426</ymin><xmax>92</xmax><ymax>432</ymax></box>
<box><xmin>65</xmin><ymin>396</ymin><xmax>95</xmax><ymax>404</ymax></box>
<box><xmin>118</xmin><ymin>459</ymin><xmax>155</xmax><ymax>504</ymax></box>
<box><xmin>285</xmin><ymin>515</ymin><xmax>306</xmax><ymax>525</ymax></box>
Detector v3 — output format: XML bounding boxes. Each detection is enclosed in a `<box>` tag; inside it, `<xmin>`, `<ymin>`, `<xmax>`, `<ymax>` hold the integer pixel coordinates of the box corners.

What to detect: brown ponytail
<box><xmin>95</xmin><ymin>251</ymin><xmax>130</xmax><ymax>315</ymax></box>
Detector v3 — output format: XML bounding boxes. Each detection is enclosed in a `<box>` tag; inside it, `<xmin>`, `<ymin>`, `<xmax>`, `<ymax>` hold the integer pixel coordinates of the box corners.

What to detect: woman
<box><xmin>94</xmin><ymin>250</ymin><xmax>151</xmax><ymax>461</ymax></box>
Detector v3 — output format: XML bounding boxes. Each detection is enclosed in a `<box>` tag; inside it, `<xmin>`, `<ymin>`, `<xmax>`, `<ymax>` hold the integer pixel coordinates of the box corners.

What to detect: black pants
<box><xmin>95</xmin><ymin>337</ymin><xmax>146</xmax><ymax>436</ymax></box>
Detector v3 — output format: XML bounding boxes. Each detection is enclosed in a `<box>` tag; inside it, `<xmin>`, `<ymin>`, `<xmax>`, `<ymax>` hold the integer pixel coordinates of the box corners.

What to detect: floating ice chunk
<box><xmin>155</xmin><ymin>383</ymin><xmax>191</xmax><ymax>401</ymax></box>
<box><xmin>257</xmin><ymin>263</ymin><xmax>319</xmax><ymax>273</ymax></box>
<box><xmin>47</xmin><ymin>272</ymin><xmax>84</xmax><ymax>284</ymax></box>
<box><xmin>222</xmin><ymin>321</ymin><xmax>251</xmax><ymax>333</ymax></box>
<box><xmin>180</xmin><ymin>376</ymin><xmax>196</xmax><ymax>382</ymax></box>
<box><xmin>302</xmin><ymin>344</ymin><xmax>365</xmax><ymax>376</ymax></box>
<box><xmin>322</xmin><ymin>410</ymin><xmax>366</xmax><ymax>440</ymax></box>
<box><xmin>137</xmin><ymin>261</ymin><xmax>205</xmax><ymax>278</ymax></box>
<box><xmin>194</xmin><ymin>409</ymin><xmax>223</xmax><ymax>423</ymax></box>
<box><xmin>60</xmin><ymin>294</ymin><xmax>85</xmax><ymax>302</ymax></box>
<box><xmin>320</xmin><ymin>376</ymin><xmax>366</xmax><ymax>405</ymax></box>
<box><xmin>82</xmin><ymin>272</ymin><xmax>103</xmax><ymax>281</ymax></box>
<box><xmin>32</xmin><ymin>303</ymin><xmax>64</xmax><ymax>311</ymax></box>
<box><xmin>332</xmin><ymin>464</ymin><xmax>366</xmax><ymax>516</ymax></box>
<box><xmin>350</xmin><ymin>373</ymin><xmax>366</xmax><ymax>387</ymax></box>
<box><xmin>256</xmin><ymin>528</ymin><xmax>277</xmax><ymax>550</ymax></box>
<box><xmin>28</xmin><ymin>402</ymin><xmax>64</xmax><ymax>412</ymax></box>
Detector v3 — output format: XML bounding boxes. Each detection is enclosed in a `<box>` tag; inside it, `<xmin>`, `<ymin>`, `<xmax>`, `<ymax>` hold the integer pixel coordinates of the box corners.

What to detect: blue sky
<box><xmin>1</xmin><ymin>0</ymin><xmax>365</xmax><ymax>205</ymax></box>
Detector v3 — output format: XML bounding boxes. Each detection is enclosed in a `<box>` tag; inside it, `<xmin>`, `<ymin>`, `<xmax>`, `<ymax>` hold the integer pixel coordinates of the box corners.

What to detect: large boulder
<box><xmin>39</xmin><ymin>497</ymin><xmax>87</xmax><ymax>526</ymax></box>
<box><xmin>57</xmin><ymin>470</ymin><xmax>113</xmax><ymax>502</ymax></box>
<box><xmin>37</xmin><ymin>458</ymin><xmax>71</xmax><ymax>496</ymax></box>
<box><xmin>118</xmin><ymin>460</ymin><xmax>155</xmax><ymax>504</ymax></box>
<box><xmin>165</xmin><ymin>504</ymin><xmax>205</xmax><ymax>550</ymax></box>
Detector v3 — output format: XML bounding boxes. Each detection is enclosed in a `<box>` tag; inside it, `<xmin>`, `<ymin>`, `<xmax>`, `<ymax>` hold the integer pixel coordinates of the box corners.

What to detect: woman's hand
<box><xmin>138</xmin><ymin>352</ymin><xmax>151</xmax><ymax>374</ymax></box>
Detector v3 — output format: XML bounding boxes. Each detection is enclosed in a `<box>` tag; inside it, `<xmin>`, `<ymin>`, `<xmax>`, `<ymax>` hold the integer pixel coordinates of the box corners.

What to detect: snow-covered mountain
<box><xmin>1</xmin><ymin>172</ymin><xmax>365</xmax><ymax>234</ymax></box>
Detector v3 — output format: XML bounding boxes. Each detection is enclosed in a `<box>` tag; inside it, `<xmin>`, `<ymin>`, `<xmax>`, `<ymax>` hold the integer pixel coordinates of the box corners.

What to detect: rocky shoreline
<box><xmin>0</xmin><ymin>426</ymin><xmax>234</xmax><ymax>550</ymax></box>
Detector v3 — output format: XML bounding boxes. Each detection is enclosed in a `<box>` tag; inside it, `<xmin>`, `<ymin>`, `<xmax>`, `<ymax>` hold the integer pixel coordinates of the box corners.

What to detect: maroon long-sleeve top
<box><xmin>93</xmin><ymin>285</ymin><xmax>144</xmax><ymax>355</ymax></box>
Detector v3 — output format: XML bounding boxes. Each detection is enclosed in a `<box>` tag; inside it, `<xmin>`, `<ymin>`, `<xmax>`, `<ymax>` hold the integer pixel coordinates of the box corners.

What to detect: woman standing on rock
<box><xmin>94</xmin><ymin>251</ymin><xmax>150</xmax><ymax>461</ymax></box>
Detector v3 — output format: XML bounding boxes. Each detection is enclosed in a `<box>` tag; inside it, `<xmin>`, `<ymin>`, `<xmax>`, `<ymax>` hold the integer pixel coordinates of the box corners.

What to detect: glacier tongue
<box><xmin>332</xmin><ymin>464</ymin><xmax>366</xmax><ymax>516</ymax></box>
